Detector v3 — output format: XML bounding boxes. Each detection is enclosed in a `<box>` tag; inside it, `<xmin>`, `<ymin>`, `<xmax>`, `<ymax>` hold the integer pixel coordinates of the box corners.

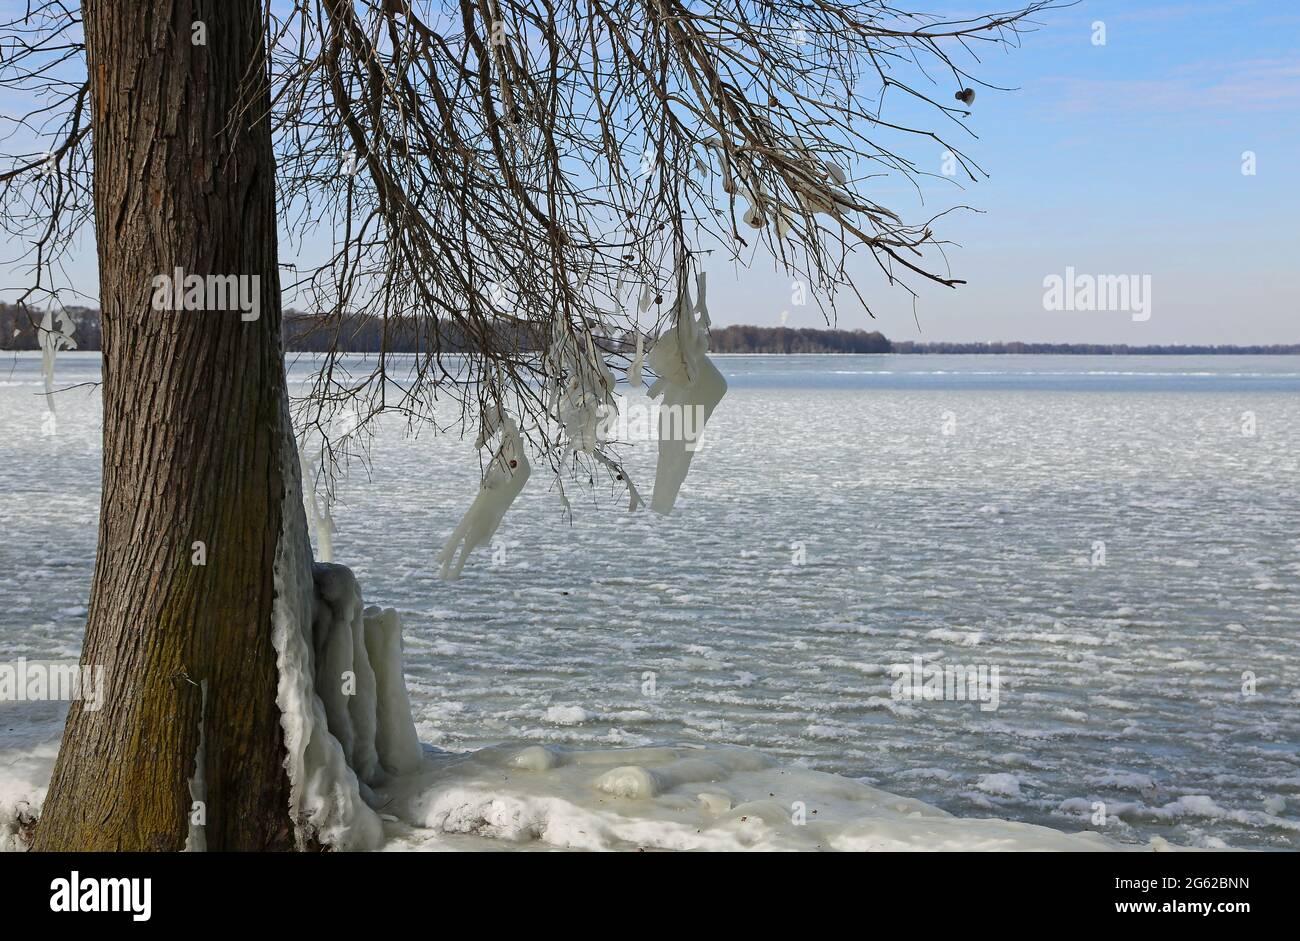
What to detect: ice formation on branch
<box><xmin>627</xmin><ymin>332</ymin><xmax>645</xmax><ymax>389</ymax></box>
<box><xmin>646</xmin><ymin>273</ymin><xmax>727</xmax><ymax>514</ymax></box>
<box><xmin>791</xmin><ymin>158</ymin><xmax>853</xmax><ymax>218</ymax></box>
<box><xmin>298</xmin><ymin>408</ymin><xmax>364</xmax><ymax>563</ymax></box>
<box><xmin>546</xmin><ymin>319</ymin><xmax>618</xmax><ymax>455</ymax></box>
<box><xmin>702</xmin><ymin>136</ymin><xmax>852</xmax><ymax>238</ymax></box>
<box><xmin>300</xmin><ymin>450</ymin><xmax>336</xmax><ymax>563</ymax></box>
<box><xmin>37</xmin><ymin>308</ymin><xmax>76</xmax><ymax>414</ymax></box>
<box><xmin>437</xmin><ymin>409</ymin><xmax>531</xmax><ymax>580</ymax></box>
<box><xmin>542</xmin><ymin>312</ymin><xmax>646</xmax><ymax>512</ymax></box>
<box><xmin>428</xmin><ymin>268</ymin><xmax>723</xmax><ymax>572</ymax></box>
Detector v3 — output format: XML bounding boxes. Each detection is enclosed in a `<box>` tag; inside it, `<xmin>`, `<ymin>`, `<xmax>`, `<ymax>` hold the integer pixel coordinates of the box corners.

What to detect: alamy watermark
<box><xmin>50</xmin><ymin>871</ymin><xmax>151</xmax><ymax>921</ymax></box>
<box><xmin>1042</xmin><ymin>266</ymin><xmax>1151</xmax><ymax>322</ymax></box>
<box><xmin>563</xmin><ymin>394</ymin><xmax>713</xmax><ymax>451</ymax></box>
<box><xmin>890</xmin><ymin>655</ymin><xmax>1002</xmax><ymax>712</ymax></box>
<box><xmin>0</xmin><ymin>658</ymin><xmax>104</xmax><ymax>711</ymax></box>
<box><xmin>151</xmin><ymin>266</ymin><xmax>260</xmax><ymax>321</ymax></box>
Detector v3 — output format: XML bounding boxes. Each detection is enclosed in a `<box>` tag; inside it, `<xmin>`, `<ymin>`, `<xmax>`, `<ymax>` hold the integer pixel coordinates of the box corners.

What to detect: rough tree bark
<box><xmin>34</xmin><ymin>0</ymin><xmax>299</xmax><ymax>850</ymax></box>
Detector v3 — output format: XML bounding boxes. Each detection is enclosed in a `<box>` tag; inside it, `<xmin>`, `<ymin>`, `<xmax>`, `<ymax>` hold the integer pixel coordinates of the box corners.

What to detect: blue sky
<box><xmin>3</xmin><ymin>0</ymin><xmax>1296</xmax><ymax>344</ymax></box>
<box><xmin>730</xmin><ymin>0</ymin><xmax>1300</xmax><ymax>344</ymax></box>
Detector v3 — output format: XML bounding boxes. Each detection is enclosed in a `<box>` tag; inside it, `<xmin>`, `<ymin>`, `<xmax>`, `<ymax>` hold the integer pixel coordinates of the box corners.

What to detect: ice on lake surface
<box><xmin>1</xmin><ymin>352</ymin><xmax>1297</xmax><ymax>849</ymax></box>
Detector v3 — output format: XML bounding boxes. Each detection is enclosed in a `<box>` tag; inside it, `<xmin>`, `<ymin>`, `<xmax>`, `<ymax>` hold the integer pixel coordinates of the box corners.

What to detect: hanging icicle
<box><xmin>628</xmin><ymin>331</ymin><xmax>645</xmax><ymax>389</ymax></box>
<box><xmin>646</xmin><ymin>271</ymin><xmax>727</xmax><ymax>514</ymax></box>
<box><xmin>300</xmin><ymin>447</ymin><xmax>337</xmax><ymax>563</ymax></box>
<box><xmin>38</xmin><ymin>308</ymin><xmax>77</xmax><ymax>416</ymax></box>
<box><xmin>437</xmin><ymin>409</ymin><xmax>531</xmax><ymax>580</ymax></box>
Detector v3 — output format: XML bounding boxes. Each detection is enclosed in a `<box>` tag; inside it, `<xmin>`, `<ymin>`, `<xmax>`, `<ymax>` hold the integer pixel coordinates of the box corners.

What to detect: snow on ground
<box><xmin>0</xmin><ymin>701</ymin><xmax>61</xmax><ymax>851</ymax></box>
<box><xmin>373</xmin><ymin>742</ymin><xmax>1173</xmax><ymax>852</ymax></box>
<box><xmin>1</xmin><ymin>709</ymin><xmax>1172</xmax><ymax>852</ymax></box>
<box><xmin>5</xmin><ymin>663</ymin><xmax>1167</xmax><ymax>853</ymax></box>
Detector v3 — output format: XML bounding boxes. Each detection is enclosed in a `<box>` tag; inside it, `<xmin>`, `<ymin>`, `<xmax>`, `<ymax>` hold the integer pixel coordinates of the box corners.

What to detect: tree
<box><xmin>0</xmin><ymin>0</ymin><xmax>1054</xmax><ymax>850</ymax></box>
<box><xmin>8</xmin><ymin>0</ymin><xmax>296</xmax><ymax>851</ymax></box>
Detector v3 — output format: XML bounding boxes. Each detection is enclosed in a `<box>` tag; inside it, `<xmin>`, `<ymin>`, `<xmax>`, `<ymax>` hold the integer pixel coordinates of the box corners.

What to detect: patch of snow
<box><xmin>1096</xmin><ymin>771</ymin><xmax>1157</xmax><ymax>794</ymax></box>
<box><xmin>927</xmin><ymin>628</ymin><xmax>983</xmax><ymax>646</ymax></box>
<box><xmin>0</xmin><ymin>737</ymin><xmax>55</xmax><ymax>852</ymax></box>
<box><xmin>0</xmin><ymin>730</ymin><xmax>1198</xmax><ymax>852</ymax></box>
<box><xmin>374</xmin><ymin>743</ymin><xmax>1169</xmax><ymax>852</ymax></box>
<box><xmin>975</xmin><ymin>773</ymin><xmax>1023</xmax><ymax>798</ymax></box>
<box><xmin>544</xmin><ymin>705</ymin><xmax>591</xmax><ymax>725</ymax></box>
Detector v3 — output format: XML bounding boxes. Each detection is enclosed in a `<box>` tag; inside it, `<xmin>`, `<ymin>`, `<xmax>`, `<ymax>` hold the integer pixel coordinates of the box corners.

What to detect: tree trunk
<box><xmin>34</xmin><ymin>0</ymin><xmax>298</xmax><ymax>850</ymax></box>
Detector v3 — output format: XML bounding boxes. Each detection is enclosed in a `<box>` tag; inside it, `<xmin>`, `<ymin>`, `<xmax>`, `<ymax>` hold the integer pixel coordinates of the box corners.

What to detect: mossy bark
<box><xmin>34</xmin><ymin>0</ymin><xmax>298</xmax><ymax>851</ymax></box>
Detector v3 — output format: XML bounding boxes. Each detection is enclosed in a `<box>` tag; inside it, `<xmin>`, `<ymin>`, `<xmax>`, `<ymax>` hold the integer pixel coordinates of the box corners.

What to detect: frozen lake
<box><xmin>2</xmin><ymin>351</ymin><xmax>1298</xmax><ymax>848</ymax></box>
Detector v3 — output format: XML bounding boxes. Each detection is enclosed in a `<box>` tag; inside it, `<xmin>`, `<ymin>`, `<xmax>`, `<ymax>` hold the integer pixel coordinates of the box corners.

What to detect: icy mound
<box><xmin>274</xmin><ymin>396</ymin><xmax>426</xmax><ymax>851</ymax></box>
<box><xmin>0</xmin><ymin>738</ymin><xmax>54</xmax><ymax>852</ymax></box>
<box><xmin>375</xmin><ymin>743</ymin><xmax>1172</xmax><ymax>852</ymax></box>
<box><xmin>272</xmin><ymin>557</ymin><xmax>424</xmax><ymax>850</ymax></box>
<box><xmin>310</xmin><ymin>563</ymin><xmax>424</xmax><ymax>786</ymax></box>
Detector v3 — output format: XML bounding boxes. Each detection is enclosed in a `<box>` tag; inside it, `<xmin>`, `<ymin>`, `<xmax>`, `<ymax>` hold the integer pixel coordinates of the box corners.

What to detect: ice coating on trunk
<box><xmin>183</xmin><ymin>681</ymin><xmax>208</xmax><ymax>852</ymax></box>
<box><xmin>271</xmin><ymin>400</ymin><xmax>422</xmax><ymax>850</ymax></box>
<box><xmin>271</xmin><ymin>442</ymin><xmax>378</xmax><ymax>849</ymax></box>
<box><xmin>363</xmin><ymin>605</ymin><xmax>425</xmax><ymax>776</ymax></box>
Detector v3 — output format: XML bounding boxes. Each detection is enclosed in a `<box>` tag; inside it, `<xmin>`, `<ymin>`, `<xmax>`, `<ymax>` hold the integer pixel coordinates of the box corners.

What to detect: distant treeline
<box><xmin>3</xmin><ymin>305</ymin><xmax>1297</xmax><ymax>355</ymax></box>
<box><xmin>1</xmin><ymin>305</ymin><xmax>102</xmax><ymax>351</ymax></box>
<box><xmin>888</xmin><ymin>340</ymin><xmax>1300</xmax><ymax>355</ymax></box>
<box><xmin>710</xmin><ymin>325</ymin><xmax>890</xmax><ymax>353</ymax></box>
<box><xmin>1</xmin><ymin>305</ymin><xmax>542</xmax><ymax>355</ymax></box>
